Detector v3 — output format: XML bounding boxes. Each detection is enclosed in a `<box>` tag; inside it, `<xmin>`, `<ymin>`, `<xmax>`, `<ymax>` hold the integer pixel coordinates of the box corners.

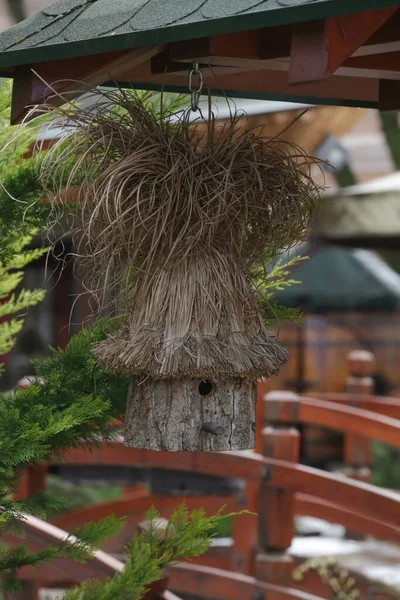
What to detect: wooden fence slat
<box><xmin>264</xmin><ymin>393</ymin><xmax>400</xmax><ymax>449</ymax></box>
<box><xmin>295</xmin><ymin>493</ymin><xmax>400</xmax><ymax>544</ymax></box>
<box><xmin>266</xmin><ymin>457</ymin><xmax>400</xmax><ymax>525</ymax></box>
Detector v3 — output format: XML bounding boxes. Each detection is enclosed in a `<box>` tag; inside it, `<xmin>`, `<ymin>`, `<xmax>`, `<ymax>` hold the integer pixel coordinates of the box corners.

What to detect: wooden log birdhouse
<box><xmin>32</xmin><ymin>88</ymin><xmax>320</xmax><ymax>451</ymax></box>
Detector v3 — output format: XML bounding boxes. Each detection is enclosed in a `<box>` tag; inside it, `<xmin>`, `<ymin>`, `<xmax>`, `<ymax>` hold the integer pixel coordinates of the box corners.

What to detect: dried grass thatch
<box><xmin>34</xmin><ymin>89</ymin><xmax>321</xmax><ymax>380</ymax></box>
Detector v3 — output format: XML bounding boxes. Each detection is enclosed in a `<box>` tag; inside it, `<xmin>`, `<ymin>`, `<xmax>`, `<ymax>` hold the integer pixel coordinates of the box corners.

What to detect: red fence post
<box><xmin>259</xmin><ymin>427</ymin><xmax>299</xmax><ymax>552</ymax></box>
<box><xmin>256</xmin><ymin>394</ymin><xmax>300</xmax><ymax>588</ymax></box>
<box><xmin>259</xmin><ymin>395</ymin><xmax>300</xmax><ymax>553</ymax></box>
<box><xmin>230</xmin><ymin>480</ymin><xmax>259</xmax><ymax>575</ymax></box>
<box><xmin>8</xmin><ymin>582</ymin><xmax>40</xmax><ymax>600</ymax></box>
<box><xmin>344</xmin><ymin>350</ymin><xmax>376</xmax><ymax>483</ymax></box>
<box><xmin>14</xmin><ymin>465</ymin><xmax>47</xmax><ymax>502</ymax></box>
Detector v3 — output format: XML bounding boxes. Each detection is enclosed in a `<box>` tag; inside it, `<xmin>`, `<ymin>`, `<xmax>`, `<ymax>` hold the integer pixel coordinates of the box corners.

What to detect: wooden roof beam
<box><xmin>354</xmin><ymin>9</ymin><xmax>400</xmax><ymax>57</ymax></box>
<box><xmin>168</xmin><ymin>31</ymin><xmax>261</xmax><ymax>66</ymax></box>
<box><xmin>152</xmin><ymin>28</ymin><xmax>292</xmax><ymax>76</ymax></box>
<box><xmin>163</xmin><ymin>27</ymin><xmax>291</xmax><ymax>69</ymax></box>
<box><xmin>11</xmin><ymin>45</ymin><xmax>165</xmax><ymax>124</ymax></box>
<box><xmin>128</xmin><ymin>66</ymin><xmax>378</xmax><ymax>107</ymax></box>
<box><xmin>289</xmin><ymin>7</ymin><xmax>398</xmax><ymax>85</ymax></box>
<box><xmin>150</xmin><ymin>51</ymin><xmax>247</xmax><ymax>77</ymax></box>
<box><xmin>332</xmin><ymin>51</ymin><xmax>400</xmax><ymax>82</ymax></box>
<box><xmin>345</xmin><ymin>51</ymin><xmax>400</xmax><ymax>73</ymax></box>
<box><xmin>161</xmin><ymin>10</ymin><xmax>400</xmax><ymax>81</ymax></box>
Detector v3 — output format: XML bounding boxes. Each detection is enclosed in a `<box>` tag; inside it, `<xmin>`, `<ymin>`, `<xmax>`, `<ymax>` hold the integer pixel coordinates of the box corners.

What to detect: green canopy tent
<box><xmin>275</xmin><ymin>243</ymin><xmax>400</xmax><ymax>312</ymax></box>
<box><xmin>273</xmin><ymin>242</ymin><xmax>400</xmax><ymax>392</ymax></box>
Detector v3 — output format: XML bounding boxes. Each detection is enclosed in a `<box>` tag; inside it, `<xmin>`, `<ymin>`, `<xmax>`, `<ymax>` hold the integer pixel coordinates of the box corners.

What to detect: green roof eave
<box><xmin>106</xmin><ymin>81</ymin><xmax>379</xmax><ymax>109</ymax></box>
<box><xmin>0</xmin><ymin>0</ymin><xmax>399</xmax><ymax>70</ymax></box>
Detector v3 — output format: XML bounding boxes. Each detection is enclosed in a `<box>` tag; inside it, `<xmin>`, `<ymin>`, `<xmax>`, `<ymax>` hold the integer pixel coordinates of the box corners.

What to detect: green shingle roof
<box><xmin>0</xmin><ymin>0</ymin><xmax>398</xmax><ymax>69</ymax></box>
<box><xmin>274</xmin><ymin>244</ymin><xmax>400</xmax><ymax>312</ymax></box>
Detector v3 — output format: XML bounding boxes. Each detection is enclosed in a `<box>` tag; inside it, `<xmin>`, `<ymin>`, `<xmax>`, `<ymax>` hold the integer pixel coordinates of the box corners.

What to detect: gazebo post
<box><xmin>259</xmin><ymin>411</ymin><xmax>300</xmax><ymax>552</ymax></box>
<box><xmin>344</xmin><ymin>349</ymin><xmax>376</xmax><ymax>483</ymax></box>
<box><xmin>257</xmin><ymin>417</ymin><xmax>300</xmax><ymax>588</ymax></box>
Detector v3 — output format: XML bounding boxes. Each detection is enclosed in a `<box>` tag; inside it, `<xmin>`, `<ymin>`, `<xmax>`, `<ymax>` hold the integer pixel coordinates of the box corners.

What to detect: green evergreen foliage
<box><xmin>372</xmin><ymin>442</ymin><xmax>400</xmax><ymax>489</ymax></box>
<box><xmin>0</xmin><ymin>81</ymin><xmax>49</xmax><ymax>264</ymax></box>
<box><xmin>0</xmin><ymin>81</ymin><xmax>49</xmax><ymax>361</ymax></box>
<box><xmin>0</xmin><ymin>81</ymin><xmax>127</xmax><ymax>593</ymax></box>
<box><xmin>0</xmin><ymin>319</ymin><xmax>127</xmax><ymax>474</ymax></box>
<box><xmin>0</xmin><ymin>282</ymin><xmax>126</xmax><ymax>591</ymax></box>
<box><xmin>253</xmin><ymin>253</ymin><xmax>307</xmax><ymax>326</ymax></box>
<box><xmin>64</xmin><ymin>504</ymin><xmax>250</xmax><ymax>600</ymax></box>
<box><xmin>0</xmin><ymin>230</ymin><xmax>47</xmax><ymax>360</ymax></box>
<box><xmin>0</xmin><ymin>515</ymin><xmax>123</xmax><ymax>594</ymax></box>
<box><xmin>0</xmin><ymin>313</ymin><xmax>242</xmax><ymax>596</ymax></box>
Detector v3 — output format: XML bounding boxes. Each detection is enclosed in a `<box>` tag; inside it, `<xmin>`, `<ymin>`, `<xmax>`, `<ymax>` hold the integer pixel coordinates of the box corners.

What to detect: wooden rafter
<box><xmin>345</xmin><ymin>51</ymin><xmax>400</xmax><ymax>73</ymax></box>
<box><xmin>168</xmin><ymin>30</ymin><xmax>262</xmax><ymax>65</ymax></box>
<box><xmin>8</xmin><ymin>6</ymin><xmax>400</xmax><ymax>117</ymax></box>
<box><xmin>353</xmin><ymin>9</ymin><xmax>400</xmax><ymax>56</ymax></box>
<box><xmin>11</xmin><ymin>45</ymin><xmax>165</xmax><ymax>124</ymax></box>
<box><xmin>289</xmin><ymin>7</ymin><xmax>399</xmax><ymax>84</ymax></box>
<box><xmin>150</xmin><ymin>52</ymin><xmax>246</xmax><ymax>78</ymax></box>
<box><xmin>153</xmin><ymin>26</ymin><xmax>293</xmax><ymax>74</ymax></box>
<box><xmin>124</xmin><ymin>62</ymin><xmax>379</xmax><ymax>106</ymax></box>
<box><xmin>151</xmin><ymin>9</ymin><xmax>400</xmax><ymax>80</ymax></box>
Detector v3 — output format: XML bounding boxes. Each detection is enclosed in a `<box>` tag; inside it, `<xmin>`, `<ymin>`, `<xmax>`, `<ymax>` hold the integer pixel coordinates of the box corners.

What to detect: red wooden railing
<box><xmin>9</xmin><ymin>348</ymin><xmax>400</xmax><ymax>599</ymax></box>
<box><xmin>168</xmin><ymin>564</ymin><xmax>325</xmax><ymax>600</ymax></box>
<box><xmin>295</xmin><ymin>493</ymin><xmax>400</xmax><ymax>544</ymax></box>
<box><xmin>5</xmin><ymin>514</ymin><xmax>327</xmax><ymax>600</ymax></box>
<box><xmin>264</xmin><ymin>393</ymin><xmax>400</xmax><ymax>448</ymax></box>
<box><xmin>8</xmin><ymin>446</ymin><xmax>400</xmax><ymax>598</ymax></box>
<box><xmin>5</xmin><ymin>514</ymin><xmax>125</xmax><ymax>600</ymax></box>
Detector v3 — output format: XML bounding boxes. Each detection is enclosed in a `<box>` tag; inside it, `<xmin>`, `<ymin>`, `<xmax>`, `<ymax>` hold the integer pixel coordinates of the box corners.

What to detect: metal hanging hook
<box><xmin>188</xmin><ymin>62</ymin><xmax>204</xmax><ymax>112</ymax></box>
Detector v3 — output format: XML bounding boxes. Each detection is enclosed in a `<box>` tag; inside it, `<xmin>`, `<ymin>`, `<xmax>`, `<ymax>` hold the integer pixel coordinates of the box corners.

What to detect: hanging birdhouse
<box><xmin>35</xmin><ymin>87</ymin><xmax>320</xmax><ymax>452</ymax></box>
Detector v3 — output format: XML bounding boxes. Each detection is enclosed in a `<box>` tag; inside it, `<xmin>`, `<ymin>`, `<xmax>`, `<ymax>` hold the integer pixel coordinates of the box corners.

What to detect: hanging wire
<box><xmin>188</xmin><ymin>62</ymin><xmax>204</xmax><ymax>112</ymax></box>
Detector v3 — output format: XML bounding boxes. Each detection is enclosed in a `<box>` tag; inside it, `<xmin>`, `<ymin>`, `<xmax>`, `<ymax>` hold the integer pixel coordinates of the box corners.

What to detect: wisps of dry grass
<box><xmin>30</xmin><ymin>88</ymin><xmax>321</xmax><ymax>379</ymax></box>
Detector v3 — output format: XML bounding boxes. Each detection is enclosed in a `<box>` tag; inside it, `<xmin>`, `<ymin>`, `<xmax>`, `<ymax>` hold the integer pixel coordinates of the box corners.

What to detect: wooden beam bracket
<box><xmin>289</xmin><ymin>7</ymin><xmax>399</xmax><ymax>85</ymax></box>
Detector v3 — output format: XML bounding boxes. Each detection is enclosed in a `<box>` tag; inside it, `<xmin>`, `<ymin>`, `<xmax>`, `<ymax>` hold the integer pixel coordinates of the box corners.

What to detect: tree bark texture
<box><xmin>124</xmin><ymin>377</ymin><xmax>256</xmax><ymax>451</ymax></box>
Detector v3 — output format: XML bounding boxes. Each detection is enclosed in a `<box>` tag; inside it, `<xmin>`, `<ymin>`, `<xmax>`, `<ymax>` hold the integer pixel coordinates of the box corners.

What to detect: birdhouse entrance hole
<box><xmin>199</xmin><ymin>380</ymin><xmax>214</xmax><ymax>397</ymax></box>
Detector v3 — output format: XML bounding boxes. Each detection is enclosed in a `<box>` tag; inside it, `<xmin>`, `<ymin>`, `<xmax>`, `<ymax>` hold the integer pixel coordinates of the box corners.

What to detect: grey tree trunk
<box><xmin>124</xmin><ymin>377</ymin><xmax>256</xmax><ymax>451</ymax></box>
